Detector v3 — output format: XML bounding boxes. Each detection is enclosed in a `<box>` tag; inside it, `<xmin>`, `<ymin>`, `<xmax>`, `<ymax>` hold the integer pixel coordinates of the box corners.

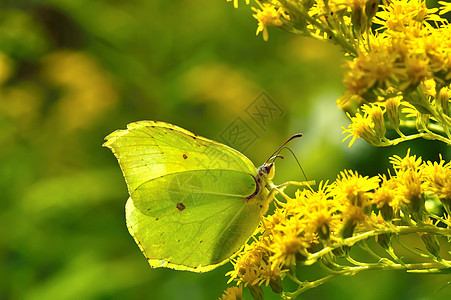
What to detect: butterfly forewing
<box><xmin>104</xmin><ymin>121</ymin><xmax>268</xmax><ymax>272</ymax></box>
<box><xmin>104</xmin><ymin>121</ymin><xmax>257</xmax><ymax>195</ymax></box>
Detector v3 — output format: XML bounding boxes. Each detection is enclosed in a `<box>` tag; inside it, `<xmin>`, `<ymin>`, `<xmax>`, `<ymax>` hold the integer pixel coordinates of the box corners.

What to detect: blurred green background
<box><xmin>1</xmin><ymin>0</ymin><xmax>450</xmax><ymax>299</ymax></box>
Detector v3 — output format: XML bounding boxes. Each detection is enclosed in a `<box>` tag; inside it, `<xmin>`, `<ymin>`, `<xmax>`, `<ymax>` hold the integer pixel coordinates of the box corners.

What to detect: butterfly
<box><xmin>103</xmin><ymin>120</ymin><xmax>302</xmax><ymax>272</ymax></box>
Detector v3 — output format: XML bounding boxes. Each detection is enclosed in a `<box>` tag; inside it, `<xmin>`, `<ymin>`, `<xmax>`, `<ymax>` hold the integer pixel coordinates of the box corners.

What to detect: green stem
<box><xmin>285</xmin><ymin>261</ymin><xmax>450</xmax><ymax>298</ymax></box>
<box><xmin>427</xmin><ymin>212</ymin><xmax>451</xmax><ymax>227</ymax></box>
<box><xmin>330</xmin><ymin>261</ymin><xmax>449</xmax><ymax>277</ymax></box>
<box><xmin>393</xmin><ymin>235</ymin><xmax>432</xmax><ymax>259</ymax></box>
<box><xmin>304</xmin><ymin>226</ymin><xmax>451</xmax><ymax>265</ymax></box>
<box><xmin>283</xmin><ymin>274</ymin><xmax>336</xmax><ymax>299</ymax></box>
<box><xmin>381</xmin><ymin>132</ymin><xmax>451</xmax><ymax>146</ymax></box>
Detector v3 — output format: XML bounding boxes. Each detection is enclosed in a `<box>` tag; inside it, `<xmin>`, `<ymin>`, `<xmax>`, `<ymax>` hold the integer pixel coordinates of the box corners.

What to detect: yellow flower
<box><xmin>261</xmin><ymin>209</ymin><xmax>286</xmax><ymax>234</ymax></box>
<box><xmin>332</xmin><ymin>169</ymin><xmax>379</xmax><ymax>207</ymax></box>
<box><xmin>227</xmin><ymin>242</ymin><xmax>265</xmax><ymax>285</ymax></box>
<box><xmin>389</xmin><ymin>150</ymin><xmax>428</xmax><ymax>220</ymax></box>
<box><xmin>252</xmin><ymin>3</ymin><xmax>287</xmax><ymax>41</ymax></box>
<box><xmin>401</xmin><ymin>54</ymin><xmax>430</xmax><ymax>90</ymax></box>
<box><xmin>363</xmin><ymin>103</ymin><xmax>386</xmax><ymax>138</ymax></box>
<box><xmin>219</xmin><ymin>285</ymin><xmax>243</xmax><ymax>300</ymax></box>
<box><xmin>438</xmin><ymin>87</ymin><xmax>450</xmax><ymax>114</ymax></box>
<box><xmin>421</xmin><ymin>79</ymin><xmax>436</xmax><ymax>98</ymax></box>
<box><xmin>372</xmin><ymin>175</ymin><xmax>408</xmax><ymax>220</ymax></box>
<box><xmin>342</xmin><ymin>110</ymin><xmax>381</xmax><ymax>146</ymax></box>
<box><xmin>423</xmin><ymin>27</ymin><xmax>451</xmax><ymax>77</ymax></box>
<box><xmin>342</xmin><ymin>205</ymin><xmax>366</xmax><ymax>224</ymax></box>
<box><xmin>375</xmin><ymin>0</ymin><xmax>437</xmax><ymax>32</ymax></box>
<box><xmin>255</xmin><ymin>261</ymin><xmax>286</xmax><ymax>288</ymax></box>
<box><xmin>384</xmin><ymin>96</ymin><xmax>402</xmax><ymax>130</ymax></box>
<box><xmin>372</xmin><ymin>176</ymin><xmax>396</xmax><ymax>208</ymax></box>
<box><xmin>270</xmin><ymin>217</ymin><xmax>310</xmax><ymax>267</ymax></box>
<box><xmin>295</xmin><ymin>182</ymin><xmax>340</xmax><ymax>239</ymax></box>
<box><xmin>342</xmin><ymin>63</ymin><xmax>371</xmax><ymax>96</ymax></box>
<box><xmin>369</xmin><ymin>211</ymin><xmax>388</xmax><ymax>227</ymax></box>
<box><xmin>423</xmin><ymin>155</ymin><xmax>451</xmax><ymax>213</ymax></box>
<box><xmin>438</xmin><ymin>1</ymin><xmax>451</xmax><ymax>15</ymax></box>
<box><xmin>389</xmin><ymin>148</ymin><xmax>422</xmax><ymax>172</ymax></box>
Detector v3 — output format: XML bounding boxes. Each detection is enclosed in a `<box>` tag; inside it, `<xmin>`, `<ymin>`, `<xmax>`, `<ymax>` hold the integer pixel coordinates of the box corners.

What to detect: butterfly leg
<box><xmin>272</xmin><ymin>180</ymin><xmax>316</xmax><ymax>204</ymax></box>
<box><xmin>277</xmin><ymin>180</ymin><xmax>315</xmax><ymax>190</ymax></box>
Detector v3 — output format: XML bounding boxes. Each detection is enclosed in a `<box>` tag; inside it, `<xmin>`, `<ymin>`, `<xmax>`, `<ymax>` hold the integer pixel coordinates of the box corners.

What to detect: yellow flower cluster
<box><xmin>219</xmin><ymin>285</ymin><xmax>243</xmax><ymax>300</ymax></box>
<box><xmin>343</xmin><ymin>0</ymin><xmax>450</xmax><ymax>97</ymax></box>
<box><xmin>341</xmin><ymin>88</ymin><xmax>451</xmax><ymax>146</ymax></box>
<box><xmin>224</xmin><ymin>150</ymin><xmax>451</xmax><ymax>298</ymax></box>
<box><xmin>225</xmin><ymin>1</ymin><xmax>451</xmax><ymax>298</ymax></box>
<box><xmin>229</xmin><ymin>0</ymin><xmax>451</xmax><ymax>146</ymax></box>
<box><xmin>252</xmin><ymin>2</ymin><xmax>289</xmax><ymax>41</ymax></box>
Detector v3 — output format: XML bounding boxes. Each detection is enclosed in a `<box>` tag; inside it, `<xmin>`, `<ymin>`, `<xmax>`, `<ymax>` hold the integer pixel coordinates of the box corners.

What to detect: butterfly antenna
<box><xmin>269</xmin><ymin>154</ymin><xmax>285</xmax><ymax>161</ymax></box>
<box><xmin>265</xmin><ymin>133</ymin><xmax>303</xmax><ymax>165</ymax></box>
<box><xmin>276</xmin><ymin>146</ymin><xmax>309</xmax><ymax>182</ymax></box>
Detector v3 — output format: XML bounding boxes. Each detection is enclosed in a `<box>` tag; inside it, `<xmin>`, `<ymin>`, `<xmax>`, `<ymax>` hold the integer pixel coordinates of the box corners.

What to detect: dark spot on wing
<box><xmin>155</xmin><ymin>218</ymin><xmax>159</xmax><ymax>221</ymax></box>
<box><xmin>160</xmin><ymin>232</ymin><xmax>164</xmax><ymax>236</ymax></box>
<box><xmin>199</xmin><ymin>240</ymin><xmax>203</xmax><ymax>244</ymax></box>
<box><xmin>177</xmin><ymin>239</ymin><xmax>180</xmax><ymax>242</ymax></box>
<box><xmin>176</xmin><ymin>202</ymin><xmax>186</xmax><ymax>211</ymax></box>
<box><xmin>183</xmin><ymin>154</ymin><xmax>188</xmax><ymax>159</ymax></box>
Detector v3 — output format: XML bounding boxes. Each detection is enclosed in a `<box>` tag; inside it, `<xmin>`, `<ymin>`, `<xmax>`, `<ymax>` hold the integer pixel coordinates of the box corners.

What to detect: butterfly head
<box><xmin>258</xmin><ymin>162</ymin><xmax>275</xmax><ymax>181</ymax></box>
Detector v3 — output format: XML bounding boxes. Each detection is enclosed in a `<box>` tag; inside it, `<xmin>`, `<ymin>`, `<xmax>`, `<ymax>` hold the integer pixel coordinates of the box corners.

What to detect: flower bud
<box><xmin>415</xmin><ymin>112</ymin><xmax>429</xmax><ymax>131</ymax></box>
<box><xmin>269</xmin><ymin>276</ymin><xmax>284</xmax><ymax>294</ymax></box>
<box><xmin>419</xmin><ymin>233</ymin><xmax>441</xmax><ymax>259</ymax></box>
<box><xmin>249</xmin><ymin>285</ymin><xmax>264</xmax><ymax>300</ymax></box>
<box><xmin>380</xmin><ymin>202</ymin><xmax>394</xmax><ymax>222</ymax></box>
<box><xmin>351</xmin><ymin>5</ymin><xmax>365</xmax><ymax>33</ymax></box>
<box><xmin>375</xmin><ymin>233</ymin><xmax>392</xmax><ymax>250</ymax></box>
<box><xmin>340</xmin><ymin>219</ymin><xmax>357</xmax><ymax>239</ymax></box>
<box><xmin>385</xmin><ymin>97</ymin><xmax>400</xmax><ymax>130</ymax></box>
<box><xmin>439</xmin><ymin>87</ymin><xmax>450</xmax><ymax>117</ymax></box>
<box><xmin>365</xmin><ymin>0</ymin><xmax>379</xmax><ymax>22</ymax></box>
<box><xmin>318</xmin><ymin>223</ymin><xmax>330</xmax><ymax>240</ymax></box>
<box><xmin>357</xmin><ymin>121</ymin><xmax>381</xmax><ymax>146</ymax></box>
<box><xmin>369</xmin><ymin>105</ymin><xmax>386</xmax><ymax>139</ymax></box>
<box><xmin>332</xmin><ymin>246</ymin><xmax>350</xmax><ymax>257</ymax></box>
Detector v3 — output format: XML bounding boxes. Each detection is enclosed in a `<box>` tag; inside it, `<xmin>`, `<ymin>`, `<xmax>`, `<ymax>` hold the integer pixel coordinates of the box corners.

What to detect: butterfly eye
<box><xmin>265</xmin><ymin>163</ymin><xmax>273</xmax><ymax>174</ymax></box>
<box><xmin>258</xmin><ymin>163</ymin><xmax>273</xmax><ymax>176</ymax></box>
<box><xmin>267</xmin><ymin>163</ymin><xmax>275</xmax><ymax>179</ymax></box>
